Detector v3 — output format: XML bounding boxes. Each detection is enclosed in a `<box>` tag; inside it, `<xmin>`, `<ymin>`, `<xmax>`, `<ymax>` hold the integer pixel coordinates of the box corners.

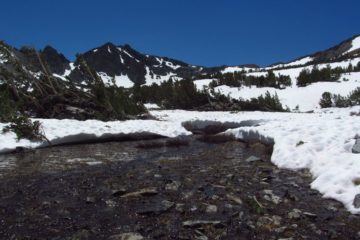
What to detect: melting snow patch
<box><xmin>144</xmin><ymin>103</ymin><xmax>160</xmax><ymax>110</ymax></box>
<box><xmin>0</xmin><ymin>53</ymin><xmax>7</xmax><ymax>64</ymax></box>
<box><xmin>121</xmin><ymin>49</ymin><xmax>140</xmax><ymax>63</ymax></box>
<box><xmin>114</xmin><ymin>75</ymin><xmax>134</xmax><ymax>88</ymax></box>
<box><xmin>221</xmin><ymin>66</ymin><xmax>255</xmax><ymax>74</ymax></box>
<box><xmin>143</xmin><ymin>66</ymin><xmax>181</xmax><ymax>86</ymax></box>
<box><xmin>193</xmin><ymin>79</ymin><xmax>216</xmax><ymax>91</ymax></box>
<box><xmin>63</xmin><ymin>63</ymin><xmax>75</xmax><ymax>77</ymax></box>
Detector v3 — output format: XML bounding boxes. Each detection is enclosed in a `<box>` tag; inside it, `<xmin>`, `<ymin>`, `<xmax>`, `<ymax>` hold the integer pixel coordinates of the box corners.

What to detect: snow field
<box><xmin>195</xmin><ymin>60</ymin><xmax>360</xmax><ymax>112</ymax></box>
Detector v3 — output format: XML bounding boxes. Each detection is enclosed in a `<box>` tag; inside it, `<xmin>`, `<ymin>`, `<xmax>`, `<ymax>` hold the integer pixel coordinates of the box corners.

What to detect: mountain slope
<box><xmin>67</xmin><ymin>42</ymin><xmax>235</xmax><ymax>87</ymax></box>
<box><xmin>0</xmin><ymin>41</ymin><xmax>145</xmax><ymax>120</ymax></box>
<box><xmin>267</xmin><ymin>35</ymin><xmax>360</xmax><ymax>69</ymax></box>
<box><xmin>198</xmin><ymin>35</ymin><xmax>360</xmax><ymax>112</ymax></box>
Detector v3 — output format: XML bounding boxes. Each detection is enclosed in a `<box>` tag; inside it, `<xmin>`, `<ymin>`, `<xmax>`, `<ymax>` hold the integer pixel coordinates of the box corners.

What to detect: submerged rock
<box><xmin>136</xmin><ymin>200</ymin><xmax>174</xmax><ymax>215</ymax></box>
<box><xmin>120</xmin><ymin>187</ymin><xmax>158</xmax><ymax>198</ymax></box>
<box><xmin>111</xmin><ymin>187</ymin><xmax>127</xmax><ymax>197</ymax></box>
<box><xmin>85</xmin><ymin>196</ymin><xmax>96</xmax><ymax>204</ymax></box>
<box><xmin>182</xmin><ymin>220</ymin><xmax>221</xmax><ymax>228</ymax></box>
<box><xmin>246</xmin><ymin>156</ymin><xmax>262</xmax><ymax>162</ymax></box>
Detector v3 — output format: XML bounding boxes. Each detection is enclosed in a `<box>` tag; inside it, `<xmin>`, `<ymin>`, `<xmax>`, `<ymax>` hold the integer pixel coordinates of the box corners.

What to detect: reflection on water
<box><xmin>0</xmin><ymin>137</ymin><xmax>230</xmax><ymax>178</ymax></box>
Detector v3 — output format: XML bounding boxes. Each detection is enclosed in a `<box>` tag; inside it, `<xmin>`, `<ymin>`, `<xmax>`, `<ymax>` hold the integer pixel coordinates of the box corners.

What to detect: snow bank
<box><xmin>0</xmin><ymin>118</ymin><xmax>190</xmax><ymax>154</ymax></box>
<box><xmin>1</xmin><ymin>107</ymin><xmax>360</xmax><ymax>213</ymax></box>
<box><xmin>226</xmin><ymin>107</ymin><xmax>360</xmax><ymax>213</ymax></box>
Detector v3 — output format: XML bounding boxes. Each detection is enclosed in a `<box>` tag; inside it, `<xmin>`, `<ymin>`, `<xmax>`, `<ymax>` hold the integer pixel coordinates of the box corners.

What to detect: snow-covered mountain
<box><xmin>268</xmin><ymin>34</ymin><xmax>360</xmax><ymax>69</ymax></box>
<box><xmin>67</xmin><ymin>42</ymin><xmax>259</xmax><ymax>87</ymax></box>
<box><xmin>0</xmin><ymin>40</ymin><xmax>257</xmax><ymax>89</ymax></box>
<box><xmin>68</xmin><ymin>42</ymin><xmax>202</xmax><ymax>87</ymax></box>
<box><xmin>0</xmin><ymin>34</ymin><xmax>360</xmax><ymax>111</ymax></box>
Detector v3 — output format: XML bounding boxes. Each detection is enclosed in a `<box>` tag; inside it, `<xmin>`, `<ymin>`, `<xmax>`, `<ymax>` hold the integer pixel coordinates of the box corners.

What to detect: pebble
<box><xmin>86</xmin><ymin>196</ymin><xmax>96</xmax><ymax>204</ymax></box>
<box><xmin>108</xmin><ymin>232</ymin><xmax>144</xmax><ymax>240</ymax></box>
<box><xmin>226</xmin><ymin>194</ymin><xmax>243</xmax><ymax>205</ymax></box>
<box><xmin>105</xmin><ymin>199</ymin><xmax>117</xmax><ymax>208</ymax></box>
<box><xmin>263</xmin><ymin>189</ymin><xmax>282</xmax><ymax>205</ymax></box>
<box><xmin>176</xmin><ymin>203</ymin><xmax>185</xmax><ymax>213</ymax></box>
<box><xmin>303</xmin><ymin>212</ymin><xmax>317</xmax><ymax>219</ymax></box>
<box><xmin>136</xmin><ymin>200</ymin><xmax>174</xmax><ymax>215</ymax></box>
<box><xmin>165</xmin><ymin>181</ymin><xmax>181</xmax><ymax>191</ymax></box>
<box><xmin>205</xmin><ymin>204</ymin><xmax>218</xmax><ymax>213</ymax></box>
<box><xmin>288</xmin><ymin>209</ymin><xmax>302</xmax><ymax>219</ymax></box>
<box><xmin>120</xmin><ymin>187</ymin><xmax>158</xmax><ymax>198</ymax></box>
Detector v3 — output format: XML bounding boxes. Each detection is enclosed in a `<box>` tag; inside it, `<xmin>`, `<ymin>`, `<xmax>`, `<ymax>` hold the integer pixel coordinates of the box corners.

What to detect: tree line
<box><xmin>196</xmin><ymin>71</ymin><xmax>292</xmax><ymax>89</ymax></box>
<box><xmin>297</xmin><ymin>62</ymin><xmax>360</xmax><ymax>86</ymax></box>
<box><xmin>131</xmin><ymin>78</ymin><xmax>287</xmax><ymax>112</ymax></box>
<box><xmin>319</xmin><ymin>87</ymin><xmax>360</xmax><ymax>108</ymax></box>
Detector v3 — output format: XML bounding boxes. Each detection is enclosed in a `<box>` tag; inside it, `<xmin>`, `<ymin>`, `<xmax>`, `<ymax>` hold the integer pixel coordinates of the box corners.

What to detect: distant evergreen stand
<box><xmin>133</xmin><ymin>77</ymin><xmax>287</xmax><ymax>112</ymax></box>
<box><xmin>203</xmin><ymin>70</ymin><xmax>292</xmax><ymax>89</ymax></box>
<box><xmin>319</xmin><ymin>87</ymin><xmax>360</xmax><ymax>108</ymax></box>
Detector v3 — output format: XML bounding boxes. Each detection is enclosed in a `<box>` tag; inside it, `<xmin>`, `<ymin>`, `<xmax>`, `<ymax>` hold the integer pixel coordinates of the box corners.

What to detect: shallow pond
<box><xmin>0</xmin><ymin>136</ymin><xmax>359</xmax><ymax>239</ymax></box>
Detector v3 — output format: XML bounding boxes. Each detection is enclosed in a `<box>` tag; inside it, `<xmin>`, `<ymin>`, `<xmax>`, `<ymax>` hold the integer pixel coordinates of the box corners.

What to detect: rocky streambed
<box><xmin>0</xmin><ymin>135</ymin><xmax>360</xmax><ymax>239</ymax></box>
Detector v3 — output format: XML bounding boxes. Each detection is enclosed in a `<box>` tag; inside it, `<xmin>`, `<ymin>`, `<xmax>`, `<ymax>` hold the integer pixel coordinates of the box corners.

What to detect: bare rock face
<box><xmin>41</xmin><ymin>46</ymin><xmax>70</xmax><ymax>75</ymax></box>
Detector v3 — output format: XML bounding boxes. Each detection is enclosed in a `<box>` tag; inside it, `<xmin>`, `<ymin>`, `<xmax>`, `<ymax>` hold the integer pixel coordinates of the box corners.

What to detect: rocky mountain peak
<box><xmin>41</xmin><ymin>45</ymin><xmax>70</xmax><ymax>75</ymax></box>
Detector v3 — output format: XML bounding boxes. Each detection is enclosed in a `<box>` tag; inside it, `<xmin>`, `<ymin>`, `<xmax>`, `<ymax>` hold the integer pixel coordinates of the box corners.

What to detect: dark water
<box><xmin>0</xmin><ymin>137</ymin><xmax>238</xmax><ymax>178</ymax></box>
<box><xmin>1</xmin><ymin>137</ymin><xmax>359</xmax><ymax>239</ymax></box>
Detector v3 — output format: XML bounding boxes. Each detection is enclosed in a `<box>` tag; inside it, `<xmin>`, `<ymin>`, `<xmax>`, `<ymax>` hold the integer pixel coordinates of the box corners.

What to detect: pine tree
<box><xmin>319</xmin><ymin>92</ymin><xmax>333</xmax><ymax>108</ymax></box>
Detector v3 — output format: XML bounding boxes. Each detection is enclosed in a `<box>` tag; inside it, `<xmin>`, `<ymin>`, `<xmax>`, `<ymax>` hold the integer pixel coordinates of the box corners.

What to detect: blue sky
<box><xmin>0</xmin><ymin>0</ymin><xmax>359</xmax><ymax>67</ymax></box>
